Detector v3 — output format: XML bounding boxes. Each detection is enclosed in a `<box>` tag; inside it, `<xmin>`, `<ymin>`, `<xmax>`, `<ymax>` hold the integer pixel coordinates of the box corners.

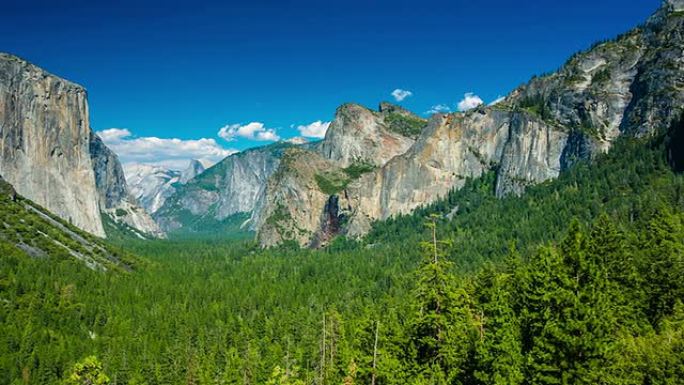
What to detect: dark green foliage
<box><xmin>0</xmin><ymin>186</ymin><xmax>139</xmax><ymax>272</ymax></box>
<box><xmin>592</xmin><ymin>68</ymin><xmax>611</xmax><ymax>83</ymax></box>
<box><xmin>2</xmin><ymin>135</ymin><xmax>684</xmax><ymax>383</ymax></box>
<box><xmin>516</xmin><ymin>95</ymin><xmax>553</xmax><ymax>121</ymax></box>
<box><xmin>167</xmin><ymin>211</ymin><xmax>253</xmax><ymax>240</ymax></box>
<box><xmin>360</xmin><ymin>136</ymin><xmax>684</xmax><ymax>272</ymax></box>
<box><xmin>667</xmin><ymin>113</ymin><xmax>684</xmax><ymax>172</ymax></box>
<box><xmin>343</xmin><ymin>161</ymin><xmax>375</xmax><ymax>179</ymax></box>
<box><xmin>315</xmin><ymin>171</ymin><xmax>350</xmax><ymax>195</ymax></box>
<box><xmin>384</xmin><ymin>113</ymin><xmax>428</xmax><ymax>138</ymax></box>
<box><xmin>101</xmin><ymin>212</ymin><xmax>153</xmax><ymax>243</ymax></box>
<box><xmin>518</xmin><ymin>221</ymin><xmax>619</xmax><ymax>384</ymax></box>
<box><xmin>408</xmin><ymin>221</ymin><xmax>475</xmax><ymax>383</ymax></box>
<box><xmin>472</xmin><ymin>263</ymin><xmax>524</xmax><ymax>385</ymax></box>
<box><xmin>315</xmin><ymin>162</ymin><xmax>375</xmax><ymax>196</ymax></box>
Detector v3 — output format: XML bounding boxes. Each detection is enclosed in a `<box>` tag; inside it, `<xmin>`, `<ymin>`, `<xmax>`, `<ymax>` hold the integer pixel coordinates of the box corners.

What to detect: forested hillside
<box><xmin>2</xmin><ymin>122</ymin><xmax>684</xmax><ymax>383</ymax></box>
<box><xmin>0</xmin><ymin>176</ymin><xmax>139</xmax><ymax>273</ymax></box>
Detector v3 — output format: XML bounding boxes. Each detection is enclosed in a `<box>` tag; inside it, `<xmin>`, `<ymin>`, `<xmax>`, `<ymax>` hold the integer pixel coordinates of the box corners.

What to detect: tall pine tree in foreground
<box><xmin>519</xmin><ymin>221</ymin><xmax>619</xmax><ymax>385</ymax></box>
<box><xmin>410</xmin><ymin>216</ymin><xmax>475</xmax><ymax>384</ymax></box>
<box><xmin>472</xmin><ymin>263</ymin><xmax>524</xmax><ymax>385</ymax></box>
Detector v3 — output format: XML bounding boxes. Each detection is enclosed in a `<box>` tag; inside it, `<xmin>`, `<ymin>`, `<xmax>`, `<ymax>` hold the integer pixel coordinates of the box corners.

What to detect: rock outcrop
<box><xmin>252</xmin><ymin>147</ymin><xmax>348</xmax><ymax>247</ymax></box>
<box><xmin>255</xmin><ymin>103</ymin><xmax>425</xmax><ymax>247</ymax></box>
<box><xmin>90</xmin><ymin>133</ymin><xmax>164</xmax><ymax>238</ymax></box>
<box><xmin>0</xmin><ymin>53</ymin><xmax>105</xmax><ymax>236</ymax></box>
<box><xmin>125</xmin><ymin>159</ymin><xmax>206</xmax><ymax>215</ymax></box>
<box><xmin>125</xmin><ymin>164</ymin><xmax>182</xmax><ymax>214</ymax></box>
<box><xmin>179</xmin><ymin>159</ymin><xmax>206</xmax><ymax>184</ymax></box>
<box><xmin>154</xmin><ymin>143</ymin><xmax>289</xmax><ymax>233</ymax></box>
<box><xmin>255</xmin><ymin>1</ymin><xmax>684</xmax><ymax>247</ymax></box>
<box><xmin>316</xmin><ymin>103</ymin><xmax>420</xmax><ymax>167</ymax></box>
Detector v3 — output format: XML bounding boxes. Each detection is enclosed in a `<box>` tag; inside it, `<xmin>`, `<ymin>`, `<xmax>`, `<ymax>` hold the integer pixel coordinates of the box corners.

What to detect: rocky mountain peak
<box><xmin>250</xmin><ymin>2</ymin><xmax>684</xmax><ymax>248</ymax></box>
<box><xmin>90</xmin><ymin>133</ymin><xmax>164</xmax><ymax>238</ymax></box>
<box><xmin>180</xmin><ymin>159</ymin><xmax>206</xmax><ymax>184</ymax></box>
<box><xmin>317</xmin><ymin>103</ymin><xmax>419</xmax><ymax>167</ymax></box>
<box><xmin>378</xmin><ymin>101</ymin><xmax>419</xmax><ymax>118</ymax></box>
<box><xmin>666</xmin><ymin>0</ymin><xmax>684</xmax><ymax>11</ymax></box>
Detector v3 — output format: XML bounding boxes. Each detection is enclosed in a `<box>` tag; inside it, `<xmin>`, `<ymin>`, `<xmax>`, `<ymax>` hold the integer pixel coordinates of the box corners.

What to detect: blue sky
<box><xmin>1</xmin><ymin>0</ymin><xmax>661</xmax><ymax>169</ymax></box>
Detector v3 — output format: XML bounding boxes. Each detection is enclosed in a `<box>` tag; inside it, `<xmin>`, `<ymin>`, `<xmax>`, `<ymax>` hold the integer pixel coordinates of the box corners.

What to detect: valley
<box><xmin>1</xmin><ymin>1</ymin><xmax>684</xmax><ymax>384</ymax></box>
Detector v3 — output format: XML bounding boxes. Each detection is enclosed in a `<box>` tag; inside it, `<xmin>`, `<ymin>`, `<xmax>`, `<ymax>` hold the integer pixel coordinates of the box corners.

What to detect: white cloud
<box><xmin>391</xmin><ymin>89</ymin><xmax>413</xmax><ymax>102</ymax></box>
<box><xmin>218</xmin><ymin>122</ymin><xmax>280</xmax><ymax>142</ymax></box>
<box><xmin>488</xmin><ymin>96</ymin><xmax>506</xmax><ymax>106</ymax></box>
<box><xmin>457</xmin><ymin>93</ymin><xmax>484</xmax><ymax>112</ymax></box>
<box><xmin>285</xmin><ymin>137</ymin><xmax>309</xmax><ymax>145</ymax></box>
<box><xmin>97</xmin><ymin>128</ymin><xmax>131</xmax><ymax>142</ymax></box>
<box><xmin>426</xmin><ymin>104</ymin><xmax>452</xmax><ymax>115</ymax></box>
<box><xmin>297</xmin><ymin>120</ymin><xmax>330</xmax><ymax>139</ymax></box>
<box><xmin>96</xmin><ymin>128</ymin><xmax>237</xmax><ymax>170</ymax></box>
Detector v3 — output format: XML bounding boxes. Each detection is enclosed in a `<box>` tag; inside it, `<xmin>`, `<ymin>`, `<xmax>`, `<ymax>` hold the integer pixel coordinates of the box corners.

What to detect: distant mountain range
<box><xmin>125</xmin><ymin>159</ymin><xmax>206</xmax><ymax>215</ymax></box>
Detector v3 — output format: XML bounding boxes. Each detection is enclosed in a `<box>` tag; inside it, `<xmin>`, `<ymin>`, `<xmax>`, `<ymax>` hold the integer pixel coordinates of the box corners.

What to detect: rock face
<box><xmin>125</xmin><ymin>159</ymin><xmax>206</xmax><ymax>215</ymax></box>
<box><xmin>255</xmin><ymin>103</ymin><xmax>424</xmax><ymax>247</ymax></box>
<box><xmin>316</xmin><ymin>103</ymin><xmax>419</xmax><ymax>167</ymax></box>
<box><xmin>90</xmin><ymin>134</ymin><xmax>164</xmax><ymax>238</ymax></box>
<box><xmin>154</xmin><ymin>143</ymin><xmax>290</xmax><ymax>233</ymax></box>
<box><xmin>255</xmin><ymin>2</ymin><xmax>684</xmax><ymax>247</ymax></box>
<box><xmin>667</xmin><ymin>0</ymin><xmax>684</xmax><ymax>12</ymax></box>
<box><xmin>179</xmin><ymin>159</ymin><xmax>206</xmax><ymax>184</ymax></box>
<box><xmin>252</xmin><ymin>147</ymin><xmax>345</xmax><ymax>247</ymax></box>
<box><xmin>0</xmin><ymin>53</ymin><xmax>105</xmax><ymax>236</ymax></box>
<box><xmin>125</xmin><ymin>164</ymin><xmax>182</xmax><ymax>214</ymax></box>
<box><xmin>0</xmin><ymin>53</ymin><xmax>162</xmax><ymax>238</ymax></box>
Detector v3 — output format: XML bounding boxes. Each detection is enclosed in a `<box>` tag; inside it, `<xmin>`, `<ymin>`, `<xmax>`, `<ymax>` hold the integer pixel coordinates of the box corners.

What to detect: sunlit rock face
<box><xmin>125</xmin><ymin>164</ymin><xmax>182</xmax><ymax>215</ymax></box>
<box><xmin>667</xmin><ymin>0</ymin><xmax>684</xmax><ymax>12</ymax></box>
<box><xmin>0</xmin><ymin>53</ymin><xmax>105</xmax><ymax>236</ymax></box>
<box><xmin>253</xmin><ymin>102</ymin><xmax>423</xmax><ymax>247</ymax></box>
<box><xmin>154</xmin><ymin>144</ymin><xmax>288</xmax><ymax>233</ymax></box>
<box><xmin>255</xmin><ymin>2</ymin><xmax>684</xmax><ymax>247</ymax></box>
<box><xmin>124</xmin><ymin>160</ymin><xmax>206</xmax><ymax>216</ymax></box>
<box><xmin>316</xmin><ymin>103</ymin><xmax>418</xmax><ymax>167</ymax></box>
<box><xmin>90</xmin><ymin>134</ymin><xmax>165</xmax><ymax>238</ymax></box>
<box><xmin>0</xmin><ymin>53</ymin><xmax>163</xmax><ymax>238</ymax></box>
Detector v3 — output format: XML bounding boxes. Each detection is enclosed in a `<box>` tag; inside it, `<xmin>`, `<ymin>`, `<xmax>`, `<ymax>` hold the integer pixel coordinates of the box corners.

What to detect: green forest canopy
<box><xmin>1</xmin><ymin>131</ymin><xmax>684</xmax><ymax>384</ymax></box>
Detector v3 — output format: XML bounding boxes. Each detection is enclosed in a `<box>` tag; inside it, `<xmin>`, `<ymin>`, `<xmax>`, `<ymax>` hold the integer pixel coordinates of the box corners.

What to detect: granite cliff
<box><xmin>90</xmin><ymin>133</ymin><xmax>164</xmax><ymax>238</ymax></box>
<box><xmin>0</xmin><ymin>53</ymin><xmax>161</xmax><ymax>238</ymax></box>
<box><xmin>0</xmin><ymin>53</ymin><xmax>105</xmax><ymax>236</ymax></box>
<box><xmin>125</xmin><ymin>159</ymin><xmax>206</xmax><ymax>215</ymax></box>
<box><xmin>255</xmin><ymin>102</ymin><xmax>424</xmax><ymax>246</ymax></box>
<box><xmin>254</xmin><ymin>1</ymin><xmax>684</xmax><ymax>247</ymax></box>
<box><xmin>154</xmin><ymin>143</ymin><xmax>290</xmax><ymax>234</ymax></box>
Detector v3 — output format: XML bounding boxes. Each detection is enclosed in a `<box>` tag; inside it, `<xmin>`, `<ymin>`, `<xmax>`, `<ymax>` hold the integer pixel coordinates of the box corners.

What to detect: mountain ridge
<box><xmin>252</xmin><ymin>1</ymin><xmax>684</xmax><ymax>247</ymax></box>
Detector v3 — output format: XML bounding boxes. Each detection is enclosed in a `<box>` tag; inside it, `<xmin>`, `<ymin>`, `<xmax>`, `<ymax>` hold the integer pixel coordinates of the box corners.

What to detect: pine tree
<box><xmin>520</xmin><ymin>221</ymin><xmax>618</xmax><ymax>384</ymax></box>
<box><xmin>639</xmin><ymin>207</ymin><xmax>684</xmax><ymax>325</ymax></box>
<box><xmin>588</xmin><ymin>213</ymin><xmax>643</xmax><ymax>328</ymax></box>
<box><xmin>410</xmin><ymin>216</ymin><xmax>474</xmax><ymax>384</ymax></box>
<box><xmin>473</xmin><ymin>265</ymin><xmax>524</xmax><ymax>385</ymax></box>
